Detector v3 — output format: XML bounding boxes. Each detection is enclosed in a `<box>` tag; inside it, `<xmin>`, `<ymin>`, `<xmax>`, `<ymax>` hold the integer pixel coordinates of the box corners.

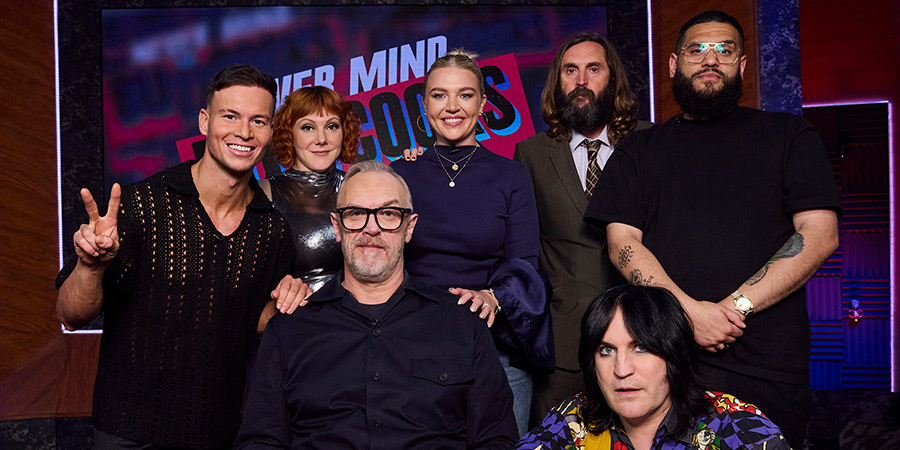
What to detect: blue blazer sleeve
<box><xmin>488</xmin><ymin>162</ymin><xmax>554</xmax><ymax>372</ymax></box>
<box><xmin>488</xmin><ymin>258</ymin><xmax>555</xmax><ymax>372</ymax></box>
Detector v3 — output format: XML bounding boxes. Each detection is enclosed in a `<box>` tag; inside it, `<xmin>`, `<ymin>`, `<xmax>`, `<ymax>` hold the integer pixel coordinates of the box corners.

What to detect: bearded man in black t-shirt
<box><xmin>586</xmin><ymin>10</ymin><xmax>841</xmax><ymax>449</ymax></box>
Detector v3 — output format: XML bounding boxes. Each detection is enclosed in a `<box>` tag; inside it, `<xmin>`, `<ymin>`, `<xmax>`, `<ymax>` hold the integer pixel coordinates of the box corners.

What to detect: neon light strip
<box><xmin>805</xmin><ymin>99</ymin><xmax>894</xmax><ymax>392</ymax></box>
<box><xmin>56</xmin><ymin>2</ymin><xmax>103</xmax><ymax>336</ymax></box>
<box><xmin>54</xmin><ymin>0</ymin><xmax>61</xmax><ymax>271</ymax></box>
<box><xmin>646</xmin><ymin>0</ymin><xmax>655</xmax><ymax>123</ymax></box>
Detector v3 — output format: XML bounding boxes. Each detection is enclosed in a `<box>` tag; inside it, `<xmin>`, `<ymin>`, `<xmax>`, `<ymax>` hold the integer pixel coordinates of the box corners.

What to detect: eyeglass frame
<box><xmin>679</xmin><ymin>41</ymin><xmax>743</xmax><ymax>65</ymax></box>
<box><xmin>334</xmin><ymin>206</ymin><xmax>414</xmax><ymax>231</ymax></box>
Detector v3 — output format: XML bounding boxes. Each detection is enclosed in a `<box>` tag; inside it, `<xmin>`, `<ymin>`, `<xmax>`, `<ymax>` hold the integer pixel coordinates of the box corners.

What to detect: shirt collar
<box><xmin>661</xmin><ymin>407</ymin><xmax>694</xmax><ymax>445</ymax></box>
<box><xmin>568</xmin><ymin>126</ymin><xmax>610</xmax><ymax>153</ymax></box>
<box><xmin>307</xmin><ymin>270</ymin><xmax>443</xmax><ymax>305</ymax></box>
<box><xmin>610</xmin><ymin>406</ymin><xmax>693</xmax><ymax>446</ymax></box>
<box><xmin>162</xmin><ymin>160</ymin><xmax>273</xmax><ymax>212</ymax></box>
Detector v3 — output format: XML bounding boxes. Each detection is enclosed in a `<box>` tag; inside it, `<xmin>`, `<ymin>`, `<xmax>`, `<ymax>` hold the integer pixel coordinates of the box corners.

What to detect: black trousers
<box><xmin>699</xmin><ymin>361</ymin><xmax>810</xmax><ymax>449</ymax></box>
<box><xmin>94</xmin><ymin>428</ymin><xmax>230</xmax><ymax>450</ymax></box>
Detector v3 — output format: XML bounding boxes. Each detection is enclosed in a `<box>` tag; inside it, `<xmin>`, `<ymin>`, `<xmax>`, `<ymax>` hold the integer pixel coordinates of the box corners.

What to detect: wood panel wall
<box><xmin>0</xmin><ymin>0</ymin><xmax>99</xmax><ymax>420</ymax></box>
<box><xmin>650</xmin><ymin>0</ymin><xmax>759</xmax><ymax>122</ymax></box>
<box><xmin>0</xmin><ymin>1</ymin><xmax>59</xmax><ymax>381</ymax></box>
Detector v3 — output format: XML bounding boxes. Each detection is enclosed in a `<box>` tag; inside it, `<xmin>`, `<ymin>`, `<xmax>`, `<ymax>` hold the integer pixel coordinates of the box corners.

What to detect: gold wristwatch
<box><xmin>730</xmin><ymin>290</ymin><xmax>754</xmax><ymax>317</ymax></box>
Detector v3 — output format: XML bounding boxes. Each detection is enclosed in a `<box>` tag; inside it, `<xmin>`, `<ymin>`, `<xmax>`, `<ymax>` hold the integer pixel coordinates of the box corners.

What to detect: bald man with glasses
<box><xmin>235</xmin><ymin>160</ymin><xmax>518</xmax><ymax>449</ymax></box>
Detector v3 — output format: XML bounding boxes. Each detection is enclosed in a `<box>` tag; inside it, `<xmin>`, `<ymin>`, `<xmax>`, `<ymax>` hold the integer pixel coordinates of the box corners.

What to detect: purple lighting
<box><xmin>55</xmin><ymin>0</ymin><xmax>103</xmax><ymax>336</ymax></box>
<box><xmin>646</xmin><ymin>0</ymin><xmax>655</xmax><ymax>123</ymax></box>
<box><xmin>804</xmin><ymin>99</ymin><xmax>894</xmax><ymax>392</ymax></box>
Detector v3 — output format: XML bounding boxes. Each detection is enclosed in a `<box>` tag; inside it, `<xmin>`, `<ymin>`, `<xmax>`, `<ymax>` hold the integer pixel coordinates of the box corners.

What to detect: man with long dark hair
<box><xmin>513</xmin><ymin>32</ymin><xmax>649</xmax><ymax>426</ymax></box>
<box><xmin>518</xmin><ymin>285</ymin><xmax>789</xmax><ymax>450</ymax></box>
<box><xmin>587</xmin><ymin>10</ymin><xmax>841</xmax><ymax>448</ymax></box>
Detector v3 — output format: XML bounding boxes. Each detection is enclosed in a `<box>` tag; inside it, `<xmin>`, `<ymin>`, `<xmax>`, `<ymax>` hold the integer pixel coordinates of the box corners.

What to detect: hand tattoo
<box><xmin>618</xmin><ymin>246</ymin><xmax>634</xmax><ymax>269</ymax></box>
<box><xmin>629</xmin><ymin>269</ymin><xmax>654</xmax><ymax>286</ymax></box>
<box><xmin>747</xmin><ymin>233</ymin><xmax>805</xmax><ymax>285</ymax></box>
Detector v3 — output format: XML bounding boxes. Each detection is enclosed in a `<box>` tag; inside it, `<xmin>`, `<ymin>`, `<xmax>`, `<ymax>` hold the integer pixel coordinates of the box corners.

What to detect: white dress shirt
<box><xmin>569</xmin><ymin>127</ymin><xmax>613</xmax><ymax>191</ymax></box>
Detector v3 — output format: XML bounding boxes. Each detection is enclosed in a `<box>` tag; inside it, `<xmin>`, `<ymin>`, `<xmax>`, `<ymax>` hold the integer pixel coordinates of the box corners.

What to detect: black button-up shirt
<box><xmin>235</xmin><ymin>271</ymin><xmax>518</xmax><ymax>449</ymax></box>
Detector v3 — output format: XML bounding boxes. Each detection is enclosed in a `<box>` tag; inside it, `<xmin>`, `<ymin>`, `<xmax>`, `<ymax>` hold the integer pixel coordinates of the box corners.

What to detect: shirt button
<box><xmin>373</xmin><ymin>371</ymin><xmax>382</xmax><ymax>381</ymax></box>
<box><xmin>439</xmin><ymin>372</ymin><xmax>449</xmax><ymax>382</ymax></box>
<box><xmin>374</xmin><ymin>419</ymin><xmax>383</xmax><ymax>427</ymax></box>
<box><xmin>372</xmin><ymin>328</ymin><xmax>381</xmax><ymax>336</ymax></box>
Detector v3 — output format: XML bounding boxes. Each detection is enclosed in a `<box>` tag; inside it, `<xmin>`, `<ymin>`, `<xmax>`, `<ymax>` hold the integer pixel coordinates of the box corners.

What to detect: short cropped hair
<box><xmin>675</xmin><ymin>10</ymin><xmax>745</xmax><ymax>52</ymax></box>
<box><xmin>204</xmin><ymin>64</ymin><xmax>277</xmax><ymax>112</ymax></box>
<box><xmin>338</xmin><ymin>160</ymin><xmax>413</xmax><ymax>210</ymax></box>
<box><xmin>271</xmin><ymin>86</ymin><xmax>361</xmax><ymax>169</ymax></box>
<box><xmin>578</xmin><ymin>285</ymin><xmax>707</xmax><ymax>438</ymax></box>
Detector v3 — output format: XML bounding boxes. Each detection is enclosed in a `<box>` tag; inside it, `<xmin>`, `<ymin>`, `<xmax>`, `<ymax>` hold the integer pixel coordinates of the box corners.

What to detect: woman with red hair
<box><xmin>259</xmin><ymin>86</ymin><xmax>360</xmax><ymax>292</ymax></box>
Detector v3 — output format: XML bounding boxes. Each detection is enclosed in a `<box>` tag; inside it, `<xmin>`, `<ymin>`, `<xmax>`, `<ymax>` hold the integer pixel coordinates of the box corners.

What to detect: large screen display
<box><xmin>101</xmin><ymin>6</ymin><xmax>608</xmax><ymax>185</ymax></box>
<box><xmin>60</xmin><ymin>2</ymin><xmax>653</xmax><ymax>331</ymax></box>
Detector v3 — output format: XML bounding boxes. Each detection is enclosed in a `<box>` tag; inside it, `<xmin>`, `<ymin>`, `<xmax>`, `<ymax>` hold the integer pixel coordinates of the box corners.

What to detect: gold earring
<box><xmin>416</xmin><ymin>114</ymin><xmax>428</xmax><ymax>133</ymax></box>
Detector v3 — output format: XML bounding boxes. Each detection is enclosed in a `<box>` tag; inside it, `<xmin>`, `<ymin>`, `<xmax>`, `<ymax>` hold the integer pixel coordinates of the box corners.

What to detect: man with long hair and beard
<box><xmin>587</xmin><ymin>10</ymin><xmax>841</xmax><ymax>448</ymax></box>
<box><xmin>513</xmin><ymin>32</ymin><xmax>650</xmax><ymax>428</ymax></box>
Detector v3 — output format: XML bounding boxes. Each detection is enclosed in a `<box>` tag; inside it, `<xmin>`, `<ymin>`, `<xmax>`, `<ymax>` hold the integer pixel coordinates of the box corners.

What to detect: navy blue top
<box><xmin>392</xmin><ymin>145</ymin><xmax>540</xmax><ymax>290</ymax></box>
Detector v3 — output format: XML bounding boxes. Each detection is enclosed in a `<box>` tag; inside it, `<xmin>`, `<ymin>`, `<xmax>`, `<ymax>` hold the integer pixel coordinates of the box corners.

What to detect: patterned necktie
<box><xmin>583</xmin><ymin>138</ymin><xmax>603</xmax><ymax>199</ymax></box>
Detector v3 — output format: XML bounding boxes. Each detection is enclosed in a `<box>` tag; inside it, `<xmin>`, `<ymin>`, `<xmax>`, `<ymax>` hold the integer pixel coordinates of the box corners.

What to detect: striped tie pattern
<box><xmin>583</xmin><ymin>138</ymin><xmax>603</xmax><ymax>199</ymax></box>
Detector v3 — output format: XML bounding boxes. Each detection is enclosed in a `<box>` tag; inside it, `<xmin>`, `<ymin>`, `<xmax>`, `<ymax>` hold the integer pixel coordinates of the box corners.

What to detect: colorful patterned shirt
<box><xmin>516</xmin><ymin>391</ymin><xmax>791</xmax><ymax>450</ymax></box>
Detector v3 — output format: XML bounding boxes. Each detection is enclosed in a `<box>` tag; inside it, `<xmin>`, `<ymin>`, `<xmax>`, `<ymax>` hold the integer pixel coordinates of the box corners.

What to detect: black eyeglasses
<box><xmin>335</xmin><ymin>206</ymin><xmax>413</xmax><ymax>231</ymax></box>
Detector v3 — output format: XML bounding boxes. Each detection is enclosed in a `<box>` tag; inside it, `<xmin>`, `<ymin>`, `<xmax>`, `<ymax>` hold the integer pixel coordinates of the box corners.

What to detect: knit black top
<box><xmin>57</xmin><ymin>161</ymin><xmax>295</xmax><ymax>448</ymax></box>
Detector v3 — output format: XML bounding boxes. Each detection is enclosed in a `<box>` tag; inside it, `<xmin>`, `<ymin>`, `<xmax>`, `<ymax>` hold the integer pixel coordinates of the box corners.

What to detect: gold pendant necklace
<box><xmin>436</xmin><ymin>146</ymin><xmax>478</xmax><ymax>171</ymax></box>
<box><xmin>436</xmin><ymin>144</ymin><xmax>478</xmax><ymax>188</ymax></box>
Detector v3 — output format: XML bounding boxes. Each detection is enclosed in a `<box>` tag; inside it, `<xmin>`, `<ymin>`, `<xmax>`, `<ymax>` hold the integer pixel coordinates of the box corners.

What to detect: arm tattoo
<box><xmin>747</xmin><ymin>233</ymin><xmax>805</xmax><ymax>285</ymax></box>
<box><xmin>629</xmin><ymin>269</ymin><xmax>654</xmax><ymax>286</ymax></box>
<box><xmin>618</xmin><ymin>245</ymin><xmax>634</xmax><ymax>269</ymax></box>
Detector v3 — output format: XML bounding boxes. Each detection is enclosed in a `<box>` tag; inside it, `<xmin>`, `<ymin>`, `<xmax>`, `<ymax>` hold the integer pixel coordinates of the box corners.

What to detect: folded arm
<box><xmin>606</xmin><ymin>222</ymin><xmax>745</xmax><ymax>352</ymax></box>
<box><xmin>720</xmin><ymin>209</ymin><xmax>839</xmax><ymax>313</ymax></box>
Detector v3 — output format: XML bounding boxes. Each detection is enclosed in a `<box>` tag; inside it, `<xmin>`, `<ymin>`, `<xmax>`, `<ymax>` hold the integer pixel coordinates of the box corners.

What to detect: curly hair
<box><xmin>270</xmin><ymin>86</ymin><xmax>360</xmax><ymax>169</ymax></box>
<box><xmin>577</xmin><ymin>285</ymin><xmax>707</xmax><ymax>439</ymax></box>
<box><xmin>541</xmin><ymin>33</ymin><xmax>637</xmax><ymax>146</ymax></box>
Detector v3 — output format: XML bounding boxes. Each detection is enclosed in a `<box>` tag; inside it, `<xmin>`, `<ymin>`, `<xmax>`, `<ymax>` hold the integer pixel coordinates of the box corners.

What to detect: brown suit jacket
<box><xmin>513</xmin><ymin>123</ymin><xmax>650</xmax><ymax>370</ymax></box>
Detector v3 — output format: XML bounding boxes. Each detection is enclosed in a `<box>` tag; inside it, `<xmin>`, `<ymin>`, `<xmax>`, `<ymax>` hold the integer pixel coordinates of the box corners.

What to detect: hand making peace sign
<box><xmin>73</xmin><ymin>183</ymin><xmax>122</xmax><ymax>269</ymax></box>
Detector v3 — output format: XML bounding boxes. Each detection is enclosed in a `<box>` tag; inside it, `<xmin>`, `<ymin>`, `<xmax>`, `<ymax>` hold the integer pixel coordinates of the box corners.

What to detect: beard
<box><xmin>555</xmin><ymin>84</ymin><xmax>615</xmax><ymax>133</ymax></box>
<box><xmin>341</xmin><ymin>233</ymin><xmax>404</xmax><ymax>284</ymax></box>
<box><xmin>672</xmin><ymin>67</ymin><xmax>743</xmax><ymax>118</ymax></box>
